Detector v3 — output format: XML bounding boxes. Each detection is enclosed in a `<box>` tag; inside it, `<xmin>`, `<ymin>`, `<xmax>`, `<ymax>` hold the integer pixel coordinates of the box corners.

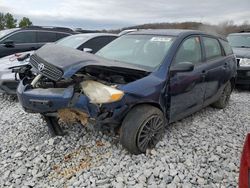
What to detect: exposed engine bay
<box><xmin>20</xmin><ymin>65</ymin><xmax>150</xmax><ymax>91</ymax></box>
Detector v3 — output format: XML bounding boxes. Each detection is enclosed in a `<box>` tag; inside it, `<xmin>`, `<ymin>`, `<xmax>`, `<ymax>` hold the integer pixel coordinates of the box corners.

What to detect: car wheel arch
<box><xmin>230</xmin><ymin>77</ymin><xmax>236</xmax><ymax>92</ymax></box>
<box><xmin>118</xmin><ymin>101</ymin><xmax>166</xmax><ymax>127</ymax></box>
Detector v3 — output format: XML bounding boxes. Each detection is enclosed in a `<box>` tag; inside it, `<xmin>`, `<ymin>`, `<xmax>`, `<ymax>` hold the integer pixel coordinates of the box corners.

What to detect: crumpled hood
<box><xmin>232</xmin><ymin>47</ymin><xmax>250</xmax><ymax>59</ymax></box>
<box><xmin>33</xmin><ymin>43</ymin><xmax>150</xmax><ymax>78</ymax></box>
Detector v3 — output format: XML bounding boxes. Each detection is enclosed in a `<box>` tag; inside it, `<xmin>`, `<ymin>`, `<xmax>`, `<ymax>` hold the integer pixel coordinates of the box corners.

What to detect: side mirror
<box><xmin>83</xmin><ymin>48</ymin><xmax>93</xmax><ymax>53</ymax></box>
<box><xmin>4</xmin><ymin>40</ymin><xmax>14</xmax><ymax>48</ymax></box>
<box><xmin>170</xmin><ymin>62</ymin><xmax>194</xmax><ymax>74</ymax></box>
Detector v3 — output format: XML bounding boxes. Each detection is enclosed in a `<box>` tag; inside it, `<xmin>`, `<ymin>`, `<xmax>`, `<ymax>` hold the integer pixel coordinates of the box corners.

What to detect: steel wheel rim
<box><xmin>137</xmin><ymin>115</ymin><xmax>164</xmax><ymax>152</ymax></box>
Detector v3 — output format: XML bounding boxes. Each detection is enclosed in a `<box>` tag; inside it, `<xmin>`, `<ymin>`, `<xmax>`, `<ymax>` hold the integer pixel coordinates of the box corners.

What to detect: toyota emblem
<box><xmin>38</xmin><ymin>63</ymin><xmax>45</xmax><ymax>72</ymax></box>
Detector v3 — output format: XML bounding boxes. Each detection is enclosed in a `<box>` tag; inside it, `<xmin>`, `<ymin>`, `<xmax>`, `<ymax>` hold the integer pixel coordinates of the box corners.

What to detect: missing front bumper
<box><xmin>17</xmin><ymin>79</ymin><xmax>93</xmax><ymax>114</ymax></box>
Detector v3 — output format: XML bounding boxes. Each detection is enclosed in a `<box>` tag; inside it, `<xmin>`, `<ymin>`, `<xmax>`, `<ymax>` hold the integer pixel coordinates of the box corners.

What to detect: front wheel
<box><xmin>120</xmin><ymin>105</ymin><xmax>166</xmax><ymax>154</ymax></box>
<box><xmin>211</xmin><ymin>81</ymin><xmax>232</xmax><ymax>109</ymax></box>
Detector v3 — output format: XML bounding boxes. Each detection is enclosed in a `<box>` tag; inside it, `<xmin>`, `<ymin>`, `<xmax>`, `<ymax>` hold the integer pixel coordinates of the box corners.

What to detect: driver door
<box><xmin>0</xmin><ymin>31</ymin><xmax>37</xmax><ymax>57</ymax></box>
<box><xmin>169</xmin><ymin>36</ymin><xmax>206</xmax><ymax>122</ymax></box>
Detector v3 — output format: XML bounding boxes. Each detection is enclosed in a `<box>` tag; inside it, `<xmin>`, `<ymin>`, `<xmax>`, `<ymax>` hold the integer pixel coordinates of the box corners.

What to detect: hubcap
<box><xmin>137</xmin><ymin>115</ymin><xmax>164</xmax><ymax>152</ymax></box>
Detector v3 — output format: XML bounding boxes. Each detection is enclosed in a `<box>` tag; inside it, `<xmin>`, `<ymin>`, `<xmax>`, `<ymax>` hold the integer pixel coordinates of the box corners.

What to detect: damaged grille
<box><xmin>30</xmin><ymin>54</ymin><xmax>63</xmax><ymax>81</ymax></box>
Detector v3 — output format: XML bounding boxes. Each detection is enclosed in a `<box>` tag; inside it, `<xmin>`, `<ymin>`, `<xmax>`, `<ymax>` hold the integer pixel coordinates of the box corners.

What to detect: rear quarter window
<box><xmin>81</xmin><ymin>36</ymin><xmax>117</xmax><ymax>53</ymax></box>
<box><xmin>37</xmin><ymin>31</ymin><xmax>57</xmax><ymax>43</ymax></box>
<box><xmin>203</xmin><ymin>37</ymin><xmax>222</xmax><ymax>60</ymax></box>
<box><xmin>56</xmin><ymin>33</ymin><xmax>70</xmax><ymax>40</ymax></box>
<box><xmin>219</xmin><ymin>39</ymin><xmax>233</xmax><ymax>56</ymax></box>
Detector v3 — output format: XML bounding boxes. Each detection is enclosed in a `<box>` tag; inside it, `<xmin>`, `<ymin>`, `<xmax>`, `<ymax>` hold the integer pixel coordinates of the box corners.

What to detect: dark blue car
<box><xmin>17</xmin><ymin>29</ymin><xmax>237</xmax><ymax>154</ymax></box>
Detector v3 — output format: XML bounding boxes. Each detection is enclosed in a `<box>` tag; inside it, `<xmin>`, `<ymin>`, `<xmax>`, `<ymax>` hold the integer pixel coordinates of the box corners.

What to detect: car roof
<box><xmin>128</xmin><ymin>29</ymin><xmax>204</xmax><ymax>36</ymax></box>
<box><xmin>128</xmin><ymin>29</ymin><xmax>226</xmax><ymax>40</ymax></box>
<box><xmin>20</xmin><ymin>26</ymin><xmax>76</xmax><ymax>33</ymax></box>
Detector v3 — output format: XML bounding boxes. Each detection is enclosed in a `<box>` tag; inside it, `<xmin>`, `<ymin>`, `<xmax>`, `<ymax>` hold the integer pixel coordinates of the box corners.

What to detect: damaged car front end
<box><xmin>17</xmin><ymin>33</ymin><xmax>175</xmax><ymax>154</ymax></box>
<box><xmin>18</xmin><ymin>45</ymin><xmax>165</xmax><ymax>120</ymax></box>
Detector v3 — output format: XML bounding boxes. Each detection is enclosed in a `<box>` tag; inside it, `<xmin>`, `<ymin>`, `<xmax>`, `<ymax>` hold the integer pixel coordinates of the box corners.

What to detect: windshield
<box><xmin>96</xmin><ymin>34</ymin><xmax>175</xmax><ymax>69</ymax></box>
<box><xmin>55</xmin><ymin>34</ymin><xmax>90</xmax><ymax>49</ymax></box>
<box><xmin>227</xmin><ymin>34</ymin><xmax>250</xmax><ymax>48</ymax></box>
<box><xmin>0</xmin><ymin>28</ymin><xmax>19</xmax><ymax>39</ymax></box>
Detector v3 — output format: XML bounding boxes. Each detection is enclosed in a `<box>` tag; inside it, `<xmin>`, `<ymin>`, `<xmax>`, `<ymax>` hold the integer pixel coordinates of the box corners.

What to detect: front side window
<box><xmin>227</xmin><ymin>34</ymin><xmax>250</xmax><ymax>48</ymax></box>
<box><xmin>174</xmin><ymin>36</ymin><xmax>202</xmax><ymax>65</ymax></box>
<box><xmin>96</xmin><ymin>34</ymin><xmax>175</xmax><ymax>70</ymax></box>
<box><xmin>203</xmin><ymin>37</ymin><xmax>222</xmax><ymax>60</ymax></box>
<box><xmin>3</xmin><ymin>31</ymin><xmax>36</xmax><ymax>44</ymax></box>
<box><xmin>0</xmin><ymin>28</ymin><xmax>19</xmax><ymax>39</ymax></box>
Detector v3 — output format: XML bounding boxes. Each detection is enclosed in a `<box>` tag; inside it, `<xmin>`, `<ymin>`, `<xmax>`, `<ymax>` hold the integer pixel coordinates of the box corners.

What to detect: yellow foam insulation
<box><xmin>58</xmin><ymin>108</ymin><xmax>89</xmax><ymax>125</ymax></box>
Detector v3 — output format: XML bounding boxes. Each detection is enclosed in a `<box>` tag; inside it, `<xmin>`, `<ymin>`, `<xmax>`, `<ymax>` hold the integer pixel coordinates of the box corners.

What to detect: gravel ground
<box><xmin>0</xmin><ymin>90</ymin><xmax>249</xmax><ymax>188</ymax></box>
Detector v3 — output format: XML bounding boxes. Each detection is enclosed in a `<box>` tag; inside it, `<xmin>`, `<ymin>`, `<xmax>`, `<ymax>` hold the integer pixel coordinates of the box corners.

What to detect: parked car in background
<box><xmin>0</xmin><ymin>33</ymin><xmax>117</xmax><ymax>94</ymax></box>
<box><xmin>0</xmin><ymin>26</ymin><xmax>77</xmax><ymax>58</ymax></box>
<box><xmin>227</xmin><ymin>31</ymin><xmax>250</xmax><ymax>88</ymax></box>
<box><xmin>16</xmin><ymin>29</ymin><xmax>236</xmax><ymax>154</ymax></box>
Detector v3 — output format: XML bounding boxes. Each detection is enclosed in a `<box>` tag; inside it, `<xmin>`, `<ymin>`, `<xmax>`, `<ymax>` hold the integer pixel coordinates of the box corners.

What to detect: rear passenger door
<box><xmin>201</xmin><ymin>36</ymin><xmax>230</xmax><ymax>106</ymax></box>
<box><xmin>169</xmin><ymin>36</ymin><xmax>207</xmax><ymax>122</ymax></box>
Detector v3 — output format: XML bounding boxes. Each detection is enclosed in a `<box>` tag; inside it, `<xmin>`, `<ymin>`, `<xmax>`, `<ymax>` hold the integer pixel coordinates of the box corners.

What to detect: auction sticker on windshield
<box><xmin>150</xmin><ymin>37</ymin><xmax>172</xmax><ymax>42</ymax></box>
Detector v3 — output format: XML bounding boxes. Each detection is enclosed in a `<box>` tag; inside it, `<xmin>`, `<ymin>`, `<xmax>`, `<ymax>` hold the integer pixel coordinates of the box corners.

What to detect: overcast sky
<box><xmin>0</xmin><ymin>0</ymin><xmax>249</xmax><ymax>29</ymax></box>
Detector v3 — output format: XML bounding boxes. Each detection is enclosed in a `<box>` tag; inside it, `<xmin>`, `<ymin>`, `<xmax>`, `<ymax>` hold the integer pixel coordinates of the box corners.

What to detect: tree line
<box><xmin>0</xmin><ymin>12</ymin><xmax>32</xmax><ymax>30</ymax></box>
<box><xmin>109</xmin><ymin>21</ymin><xmax>250</xmax><ymax>36</ymax></box>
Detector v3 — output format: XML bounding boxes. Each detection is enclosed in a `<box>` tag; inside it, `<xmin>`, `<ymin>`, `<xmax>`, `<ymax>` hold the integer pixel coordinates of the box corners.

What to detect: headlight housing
<box><xmin>239</xmin><ymin>58</ymin><xmax>250</xmax><ymax>67</ymax></box>
<box><xmin>81</xmin><ymin>80</ymin><xmax>124</xmax><ymax>104</ymax></box>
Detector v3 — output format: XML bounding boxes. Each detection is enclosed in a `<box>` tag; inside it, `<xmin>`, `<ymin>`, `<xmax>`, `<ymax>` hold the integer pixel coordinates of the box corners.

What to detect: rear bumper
<box><xmin>236</xmin><ymin>67</ymin><xmax>250</xmax><ymax>85</ymax></box>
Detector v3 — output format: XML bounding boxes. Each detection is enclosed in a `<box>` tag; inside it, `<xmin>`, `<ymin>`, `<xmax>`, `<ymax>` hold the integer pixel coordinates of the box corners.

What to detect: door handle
<box><xmin>201</xmin><ymin>70</ymin><xmax>207</xmax><ymax>74</ymax></box>
<box><xmin>222</xmin><ymin>62</ymin><xmax>229</xmax><ymax>69</ymax></box>
<box><xmin>201</xmin><ymin>70</ymin><xmax>206</xmax><ymax>79</ymax></box>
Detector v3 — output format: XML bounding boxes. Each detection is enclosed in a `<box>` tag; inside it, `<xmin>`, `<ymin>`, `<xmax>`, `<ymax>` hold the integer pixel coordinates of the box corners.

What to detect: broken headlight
<box><xmin>81</xmin><ymin>80</ymin><xmax>124</xmax><ymax>104</ymax></box>
<box><xmin>239</xmin><ymin>58</ymin><xmax>250</xmax><ymax>67</ymax></box>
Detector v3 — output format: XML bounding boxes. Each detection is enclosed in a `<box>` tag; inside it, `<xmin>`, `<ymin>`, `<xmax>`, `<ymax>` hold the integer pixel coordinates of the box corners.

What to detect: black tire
<box><xmin>43</xmin><ymin>115</ymin><xmax>65</xmax><ymax>136</ymax></box>
<box><xmin>120</xmin><ymin>105</ymin><xmax>166</xmax><ymax>154</ymax></box>
<box><xmin>211</xmin><ymin>81</ymin><xmax>232</xmax><ymax>109</ymax></box>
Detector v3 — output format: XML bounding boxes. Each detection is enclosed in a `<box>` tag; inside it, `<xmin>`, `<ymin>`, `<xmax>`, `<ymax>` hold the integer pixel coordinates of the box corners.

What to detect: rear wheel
<box><xmin>120</xmin><ymin>105</ymin><xmax>166</xmax><ymax>154</ymax></box>
<box><xmin>211</xmin><ymin>81</ymin><xmax>231</xmax><ymax>109</ymax></box>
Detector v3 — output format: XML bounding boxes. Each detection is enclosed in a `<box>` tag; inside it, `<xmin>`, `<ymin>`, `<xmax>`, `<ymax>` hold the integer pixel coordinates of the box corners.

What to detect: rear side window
<box><xmin>56</xmin><ymin>33</ymin><xmax>70</xmax><ymax>40</ymax></box>
<box><xmin>220</xmin><ymin>39</ymin><xmax>233</xmax><ymax>55</ymax></box>
<box><xmin>203</xmin><ymin>37</ymin><xmax>222</xmax><ymax>60</ymax></box>
<box><xmin>37</xmin><ymin>32</ymin><xmax>57</xmax><ymax>43</ymax></box>
<box><xmin>174</xmin><ymin>36</ymin><xmax>202</xmax><ymax>65</ymax></box>
<box><xmin>4</xmin><ymin>31</ymin><xmax>36</xmax><ymax>44</ymax></box>
<box><xmin>81</xmin><ymin>36</ymin><xmax>117</xmax><ymax>53</ymax></box>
